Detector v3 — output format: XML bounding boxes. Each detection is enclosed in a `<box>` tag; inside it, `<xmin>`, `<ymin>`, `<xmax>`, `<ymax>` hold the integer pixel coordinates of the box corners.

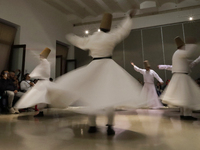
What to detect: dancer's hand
<box><xmin>131</xmin><ymin>62</ymin><xmax>134</xmax><ymax>66</ymax></box>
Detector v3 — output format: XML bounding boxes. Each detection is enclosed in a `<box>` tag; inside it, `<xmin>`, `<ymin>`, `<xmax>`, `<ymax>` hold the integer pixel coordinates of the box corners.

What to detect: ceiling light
<box><xmin>98</xmin><ymin>29</ymin><xmax>100</xmax><ymax>32</ymax></box>
<box><xmin>85</xmin><ymin>30</ymin><xmax>89</xmax><ymax>34</ymax></box>
<box><xmin>189</xmin><ymin>17</ymin><xmax>193</xmax><ymax>21</ymax></box>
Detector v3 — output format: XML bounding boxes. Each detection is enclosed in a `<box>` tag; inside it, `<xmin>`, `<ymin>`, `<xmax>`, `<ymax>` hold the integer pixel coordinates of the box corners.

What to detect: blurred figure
<box><xmin>190</xmin><ymin>56</ymin><xmax>200</xmax><ymax>68</ymax></box>
<box><xmin>0</xmin><ymin>70</ymin><xmax>23</xmax><ymax>114</ymax></box>
<box><xmin>15</xmin><ymin>48</ymin><xmax>51</xmax><ymax>117</ymax></box>
<box><xmin>9</xmin><ymin>71</ymin><xmax>20</xmax><ymax>90</ymax></box>
<box><xmin>160</xmin><ymin>36</ymin><xmax>200</xmax><ymax>120</ymax></box>
<box><xmin>53</xmin><ymin>7</ymin><xmax>142</xmax><ymax>136</ymax></box>
<box><xmin>20</xmin><ymin>73</ymin><xmax>34</xmax><ymax>92</ymax></box>
<box><xmin>156</xmin><ymin>81</ymin><xmax>163</xmax><ymax>96</ymax></box>
<box><xmin>131</xmin><ymin>60</ymin><xmax>164</xmax><ymax>108</ymax></box>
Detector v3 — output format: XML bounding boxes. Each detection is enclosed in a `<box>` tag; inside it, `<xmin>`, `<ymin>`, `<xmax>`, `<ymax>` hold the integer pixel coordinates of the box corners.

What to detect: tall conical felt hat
<box><xmin>144</xmin><ymin>60</ymin><xmax>150</xmax><ymax>68</ymax></box>
<box><xmin>174</xmin><ymin>36</ymin><xmax>185</xmax><ymax>49</ymax></box>
<box><xmin>100</xmin><ymin>13</ymin><xmax>113</xmax><ymax>31</ymax></box>
<box><xmin>40</xmin><ymin>48</ymin><xmax>51</xmax><ymax>58</ymax></box>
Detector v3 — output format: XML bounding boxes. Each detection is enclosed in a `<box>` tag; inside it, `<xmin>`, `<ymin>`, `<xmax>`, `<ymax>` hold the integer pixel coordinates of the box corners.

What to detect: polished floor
<box><xmin>0</xmin><ymin>108</ymin><xmax>200</xmax><ymax>150</ymax></box>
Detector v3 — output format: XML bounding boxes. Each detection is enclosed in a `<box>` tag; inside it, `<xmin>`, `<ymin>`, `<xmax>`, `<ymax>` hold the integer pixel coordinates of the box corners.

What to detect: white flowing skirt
<box><xmin>15</xmin><ymin>80</ymin><xmax>76</xmax><ymax>109</ymax></box>
<box><xmin>140</xmin><ymin>83</ymin><xmax>163</xmax><ymax>108</ymax></box>
<box><xmin>160</xmin><ymin>74</ymin><xmax>200</xmax><ymax>110</ymax></box>
<box><xmin>50</xmin><ymin>59</ymin><xmax>146</xmax><ymax>112</ymax></box>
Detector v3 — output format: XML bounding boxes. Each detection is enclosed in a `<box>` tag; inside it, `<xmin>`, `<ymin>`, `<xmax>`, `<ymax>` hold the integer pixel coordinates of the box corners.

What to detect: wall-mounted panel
<box><xmin>124</xmin><ymin>30</ymin><xmax>143</xmax><ymax>82</ymax></box>
<box><xmin>184</xmin><ymin>20</ymin><xmax>200</xmax><ymax>79</ymax></box>
<box><xmin>113</xmin><ymin>42</ymin><xmax>124</xmax><ymax>68</ymax></box>
<box><xmin>142</xmin><ymin>27</ymin><xmax>165</xmax><ymax>82</ymax></box>
<box><xmin>162</xmin><ymin>24</ymin><xmax>184</xmax><ymax>81</ymax></box>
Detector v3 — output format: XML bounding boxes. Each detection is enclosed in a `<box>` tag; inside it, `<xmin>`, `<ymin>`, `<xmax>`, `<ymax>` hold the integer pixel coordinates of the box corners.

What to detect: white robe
<box><xmin>29</xmin><ymin>58</ymin><xmax>50</xmax><ymax>80</ymax></box>
<box><xmin>15</xmin><ymin>58</ymin><xmax>74</xmax><ymax>109</ymax></box>
<box><xmin>46</xmin><ymin>16</ymin><xmax>147</xmax><ymax>114</ymax></box>
<box><xmin>134</xmin><ymin>65</ymin><xmax>163</xmax><ymax>108</ymax></box>
<box><xmin>160</xmin><ymin>44</ymin><xmax>200</xmax><ymax>110</ymax></box>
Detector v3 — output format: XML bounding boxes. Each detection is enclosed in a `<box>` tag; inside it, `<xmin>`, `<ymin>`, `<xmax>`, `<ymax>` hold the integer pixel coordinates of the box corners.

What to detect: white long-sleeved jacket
<box><xmin>134</xmin><ymin>65</ymin><xmax>163</xmax><ymax>84</ymax></box>
<box><xmin>66</xmin><ymin>16</ymin><xmax>132</xmax><ymax>58</ymax></box>
<box><xmin>29</xmin><ymin>58</ymin><xmax>50</xmax><ymax>80</ymax></box>
<box><xmin>172</xmin><ymin>44</ymin><xmax>200</xmax><ymax>73</ymax></box>
<box><xmin>158</xmin><ymin>65</ymin><xmax>172</xmax><ymax>71</ymax></box>
<box><xmin>20</xmin><ymin>80</ymin><xmax>33</xmax><ymax>91</ymax></box>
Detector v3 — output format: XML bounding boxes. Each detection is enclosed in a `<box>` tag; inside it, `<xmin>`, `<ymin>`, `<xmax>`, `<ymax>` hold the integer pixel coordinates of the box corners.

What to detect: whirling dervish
<box><xmin>15</xmin><ymin>48</ymin><xmax>73</xmax><ymax>115</ymax></box>
<box><xmin>160</xmin><ymin>36</ymin><xmax>200</xmax><ymax>120</ymax></box>
<box><xmin>48</xmin><ymin>6</ymin><xmax>148</xmax><ymax>135</ymax></box>
<box><xmin>131</xmin><ymin>60</ymin><xmax>164</xmax><ymax>108</ymax></box>
<box><xmin>15</xmin><ymin>48</ymin><xmax>52</xmax><ymax>116</ymax></box>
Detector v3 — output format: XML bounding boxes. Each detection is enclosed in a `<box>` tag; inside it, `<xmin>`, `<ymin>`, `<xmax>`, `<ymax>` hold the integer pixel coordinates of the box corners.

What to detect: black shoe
<box><xmin>34</xmin><ymin>111</ymin><xmax>44</xmax><ymax>117</ymax></box>
<box><xmin>88</xmin><ymin>126</ymin><xmax>97</xmax><ymax>133</ymax></box>
<box><xmin>180</xmin><ymin>115</ymin><xmax>198</xmax><ymax>120</ymax></box>
<box><xmin>107</xmin><ymin>125</ymin><xmax>115</xmax><ymax>136</ymax></box>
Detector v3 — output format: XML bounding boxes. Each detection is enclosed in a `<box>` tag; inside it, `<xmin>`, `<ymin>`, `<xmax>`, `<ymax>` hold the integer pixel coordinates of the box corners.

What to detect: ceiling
<box><xmin>42</xmin><ymin>0</ymin><xmax>200</xmax><ymax>25</ymax></box>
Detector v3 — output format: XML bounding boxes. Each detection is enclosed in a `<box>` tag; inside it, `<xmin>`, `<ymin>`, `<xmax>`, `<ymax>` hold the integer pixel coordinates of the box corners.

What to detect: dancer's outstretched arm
<box><xmin>152</xmin><ymin>70</ymin><xmax>164</xmax><ymax>84</ymax></box>
<box><xmin>190</xmin><ymin>56</ymin><xmax>200</xmax><ymax>68</ymax></box>
<box><xmin>158</xmin><ymin>65</ymin><xmax>172</xmax><ymax>71</ymax></box>
<box><xmin>131</xmin><ymin>62</ymin><xmax>145</xmax><ymax>75</ymax></box>
<box><xmin>66</xmin><ymin>34</ymin><xmax>90</xmax><ymax>50</ymax></box>
<box><xmin>109</xmin><ymin>8</ymin><xmax>137</xmax><ymax>44</ymax></box>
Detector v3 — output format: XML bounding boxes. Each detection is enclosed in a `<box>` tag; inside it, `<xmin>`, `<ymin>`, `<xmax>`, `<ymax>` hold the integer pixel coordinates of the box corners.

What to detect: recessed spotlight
<box><xmin>85</xmin><ymin>30</ymin><xmax>89</xmax><ymax>34</ymax></box>
<box><xmin>189</xmin><ymin>17</ymin><xmax>193</xmax><ymax>21</ymax></box>
<box><xmin>98</xmin><ymin>29</ymin><xmax>100</xmax><ymax>32</ymax></box>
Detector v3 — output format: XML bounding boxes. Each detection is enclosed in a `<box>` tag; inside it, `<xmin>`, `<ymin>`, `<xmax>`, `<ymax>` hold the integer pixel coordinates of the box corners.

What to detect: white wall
<box><xmin>0</xmin><ymin>0</ymin><xmax>74</xmax><ymax>79</ymax></box>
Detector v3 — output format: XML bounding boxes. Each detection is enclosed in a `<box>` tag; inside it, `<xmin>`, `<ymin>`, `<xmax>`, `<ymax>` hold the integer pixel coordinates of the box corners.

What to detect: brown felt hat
<box><xmin>40</xmin><ymin>48</ymin><xmax>51</xmax><ymax>58</ymax></box>
<box><xmin>144</xmin><ymin>60</ymin><xmax>150</xmax><ymax>68</ymax></box>
<box><xmin>174</xmin><ymin>36</ymin><xmax>185</xmax><ymax>49</ymax></box>
<box><xmin>100</xmin><ymin>13</ymin><xmax>113</xmax><ymax>31</ymax></box>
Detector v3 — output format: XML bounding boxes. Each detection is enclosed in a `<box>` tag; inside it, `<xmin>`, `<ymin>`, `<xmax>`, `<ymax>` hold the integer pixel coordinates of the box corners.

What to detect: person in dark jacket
<box><xmin>0</xmin><ymin>70</ymin><xmax>23</xmax><ymax>114</ymax></box>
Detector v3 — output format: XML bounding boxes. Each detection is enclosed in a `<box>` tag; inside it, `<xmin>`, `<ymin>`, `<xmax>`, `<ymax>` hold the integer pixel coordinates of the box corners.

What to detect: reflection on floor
<box><xmin>0</xmin><ymin>108</ymin><xmax>200</xmax><ymax>150</ymax></box>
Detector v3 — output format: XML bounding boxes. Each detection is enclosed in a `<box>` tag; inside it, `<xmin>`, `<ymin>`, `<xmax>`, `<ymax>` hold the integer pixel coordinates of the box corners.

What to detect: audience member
<box><xmin>156</xmin><ymin>81</ymin><xmax>163</xmax><ymax>96</ymax></box>
<box><xmin>20</xmin><ymin>73</ymin><xmax>34</xmax><ymax>92</ymax></box>
<box><xmin>9</xmin><ymin>71</ymin><xmax>20</xmax><ymax>90</ymax></box>
<box><xmin>0</xmin><ymin>70</ymin><xmax>23</xmax><ymax>114</ymax></box>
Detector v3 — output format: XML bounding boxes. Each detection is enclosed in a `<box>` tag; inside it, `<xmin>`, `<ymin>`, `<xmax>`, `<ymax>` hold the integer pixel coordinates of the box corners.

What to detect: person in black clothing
<box><xmin>156</xmin><ymin>81</ymin><xmax>163</xmax><ymax>96</ymax></box>
<box><xmin>0</xmin><ymin>70</ymin><xmax>23</xmax><ymax>114</ymax></box>
<box><xmin>9</xmin><ymin>71</ymin><xmax>20</xmax><ymax>91</ymax></box>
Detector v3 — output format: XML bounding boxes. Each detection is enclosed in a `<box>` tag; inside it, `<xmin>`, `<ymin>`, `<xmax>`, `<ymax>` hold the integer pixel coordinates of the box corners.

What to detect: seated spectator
<box><xmin>20</xmin><ymin>73</ymin><xmax>34</xmax><ymax>92</ymax></box>
<box><xmin>9</xmin><ymin>71</ymin><xmax>20</xmax><ymax>90</ymax></box>
<box><xmin>156</xmin><ymin>81</ymin><xmax>163</xmax><ymax>96</ymax></box>
<box><xmin>0</xmin><ymin>70</ymin><xmax>24</xmax><ymax>114</ymax></box>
